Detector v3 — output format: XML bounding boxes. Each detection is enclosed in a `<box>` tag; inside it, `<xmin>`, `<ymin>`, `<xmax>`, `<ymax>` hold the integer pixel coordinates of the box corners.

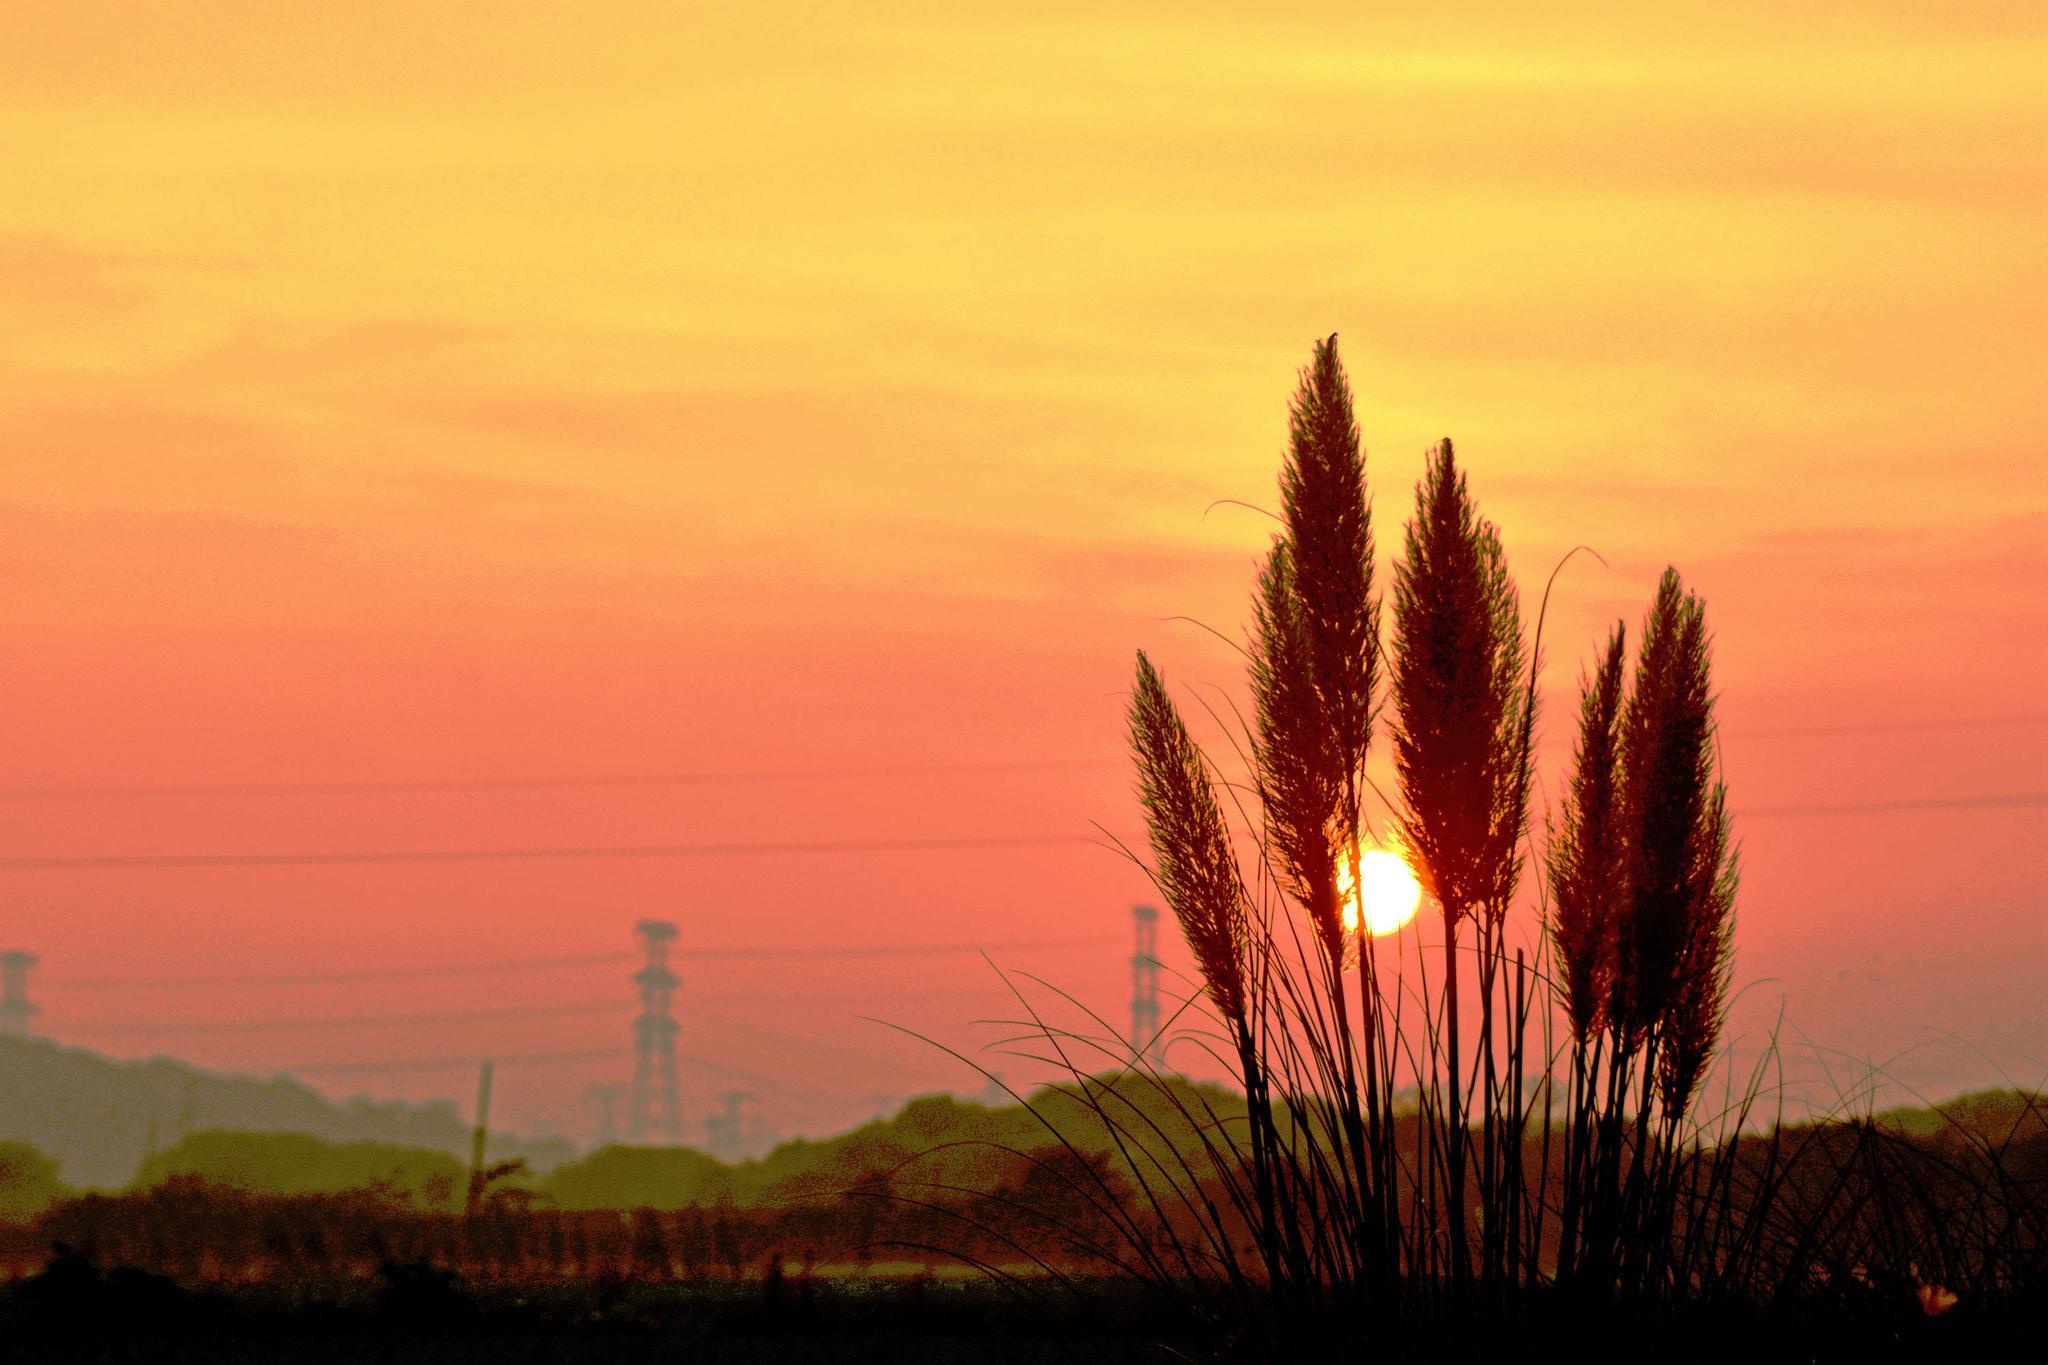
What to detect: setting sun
<box><xmin>1338</xmin><ymin>847</ymin><xmax>1423</xmax><ymax>938</ymax></box>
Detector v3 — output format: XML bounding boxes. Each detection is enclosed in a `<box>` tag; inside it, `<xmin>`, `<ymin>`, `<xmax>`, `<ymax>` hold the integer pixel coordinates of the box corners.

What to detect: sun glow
<box><xmin>1339</xmin><ymin>847</ymin><xmax>1423</xmax><ymax>938</ymax></box>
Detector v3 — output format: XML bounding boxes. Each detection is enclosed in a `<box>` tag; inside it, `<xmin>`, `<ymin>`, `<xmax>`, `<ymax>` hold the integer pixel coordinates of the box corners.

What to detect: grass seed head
<box><xmin>1614</xmin><ymin>568</ymin><xmax>1737</xmax><ymax>1063</ymax></box>
<box><xmin>1250</xmin><ymin>539</ymin><xmax>1346</xmax><ymax>960</ymax></box>
<box><xmin>1548</xmin><ymin>622</ymin><xmax>1628</xmax><ymax>1042</ymax></box>
<box><xmin>1128</xmin><ymin>650</ymin><xmax>1252</xmax><ymax>1022</ymax></box>
<box><xmin>1389</xmin><ymin>439</ymin><xmax>1528</xmax><ymax>927</ymax></box>
<box><xmin>1279</xmin><ymin>334</ymin><xmax>1379</xmax><ymax>813</ymax></box>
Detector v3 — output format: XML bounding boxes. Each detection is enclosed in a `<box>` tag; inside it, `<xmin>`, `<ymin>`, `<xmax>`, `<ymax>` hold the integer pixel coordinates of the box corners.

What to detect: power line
<box><xmin>272</xmin><ymin>1045</ymin><xmax>833</xmax><ymax>1102</ymax></box>
<box><xmin>3</xmin><ymin>713</ymin><xmax>2037</xmax><ymax>805</ymax></box>
<box><xmin>68</xmin><ymin>984</ymin><xmax>989</xmax><ymax>1061</ymax></box>
<box><xmin>40</xmin><ymin>951</ymin><xmax>634</xmax><ymax>991</ymax></box>
<box><xmin>1740</xmin><ymin>792</ymin><xmax>2046</xmax><ymax>819</ymax></box>
<box><xmin>68</xmin><ymin>1006</ymin><xmax>919</xmax><ymax>1112</ymax></box>
<box><xmin>7</xmin><ymin>787</ymin><xmax>2039</xmax><ymax>876</ymax></box>
<box><xmin>0</xmin><ymin>832</ymin><xmax>1098</xmax><ymax>873</ymax></box>
<box><xmin>276</xmin><ymin>1045</ymin><xmax>620</xmax><ymax>1076</ymax></box>
<box><xmin>0</xmin><ymin>759</ymin><xmax>1119</xmax><ymax>803</ymax></box>
<box><xmin>69</xmin><ymin>998</ymin><xmax>624</xmax><ymax>1039</ymax></box>
<box><xmin>39</xmin><ymin>935</ymin><xmax>1121</xmax><ymax>993</ymax></box>
<box><xmin>1726</xmin><ymin>713</ymin><xmax>2048</xmax><ymax>740</ymax></box>
<box><xmin>664</xmin><ymin>936</ymin><xmax>1121</xmax><ymax>961</ymax></box>
<box><xmin>273</xmin><ymin>1046</ymin><xmax>761</xmax><ymax>1082</ymax></box>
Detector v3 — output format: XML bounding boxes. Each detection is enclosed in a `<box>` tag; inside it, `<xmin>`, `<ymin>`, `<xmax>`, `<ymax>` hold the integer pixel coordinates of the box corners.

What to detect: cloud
<box><xmin>0</xmin><ymin>233</ymin><xmax>151</xmax><ymax>330</ymax></box>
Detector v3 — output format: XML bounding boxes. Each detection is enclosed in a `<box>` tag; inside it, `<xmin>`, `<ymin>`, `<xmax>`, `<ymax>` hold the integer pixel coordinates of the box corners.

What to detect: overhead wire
<box><xmin>0</xmin><ymin>832</ymin><xmax>1098</xmax><ymax>872</ymax></box>
<box><xmin>39</xmin><ymin>934</ymin><xmax>1121</xmax><ymax>992</ymax></box>
<box><xmin>0</xmin><ymin>758</ymin><xmax>1119</xmax><ymax>803</ymax></box>
<box><xmin>69</xmin><ymin>998</ymin><xmax>625</xmax><ymax>1038</ymax></box>
<box><xmin>0</xmin><ymin>712</ymin><xmax>2036</xmax><ymax>806</ymax></box>
<box><xmin>271</xmin><ymin>1047</ymin><xmax>826</xmax><ymax>1101</ymax></box>
<box><xmin>3</xmin><ymin>786</ymin><xmax>2039</xmax><ymax>877</ymax></box>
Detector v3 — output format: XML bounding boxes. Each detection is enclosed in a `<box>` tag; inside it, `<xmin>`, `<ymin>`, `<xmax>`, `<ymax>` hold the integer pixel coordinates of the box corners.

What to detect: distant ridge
<box><xmin>0</xmin><ymin>1034</ymin><xmax>573</xmax><ymax>1189</ymax></box>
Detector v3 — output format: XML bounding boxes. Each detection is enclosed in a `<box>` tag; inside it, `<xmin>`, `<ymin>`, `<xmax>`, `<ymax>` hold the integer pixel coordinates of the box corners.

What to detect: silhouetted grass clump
<box><xmin>915</xmin><ymin>334</ymin><xmax>2047</xmax><ymax>1354</ymax></box>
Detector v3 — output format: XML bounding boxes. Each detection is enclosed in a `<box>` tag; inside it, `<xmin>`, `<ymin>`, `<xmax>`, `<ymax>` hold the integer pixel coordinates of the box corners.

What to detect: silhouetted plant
<box><xmin>1388</xmin><ymin>436</ymin><xmax>1534</xmax><ymax>1293</ymax></box>
<box><xmin>995</xmin><ymin>332</ymin><xmax>1777</xmax><ymax>1346</ymax></box>
<box><xmin>629</xmin><ymin>1206</ymin><xmax>672</xmax><ymax>1282</ymax></box>
<box><xmin>1554</xmin><ymin>569</ymin><xmax>1741</xmax><ymax>1295</ymax></box>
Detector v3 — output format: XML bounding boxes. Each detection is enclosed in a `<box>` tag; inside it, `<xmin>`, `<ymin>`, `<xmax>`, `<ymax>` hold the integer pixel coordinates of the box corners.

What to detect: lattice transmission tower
<box><xmin>705</xmin><ymin>1090</ymin><xmax>758</xmax><ymax>1163</ymax></box>
<box><xmin>585</xmin><ymin>1083</ymin><xmax>627</xmax><ymax>1147</ymax></box>
<box><xmin>1130</xmin><ymin>905</ymin><xmax>1162</xmax><ymax>1067</ymax></box>
<box><xmin>628</xmin><ymin>919</ymin><xmax>683</xmax><ymax>1144</ymax></box>
<box><xmin>0</xmin><ymin>951</ymin><xmax>37</xmax><ymax>1037</ymax></box>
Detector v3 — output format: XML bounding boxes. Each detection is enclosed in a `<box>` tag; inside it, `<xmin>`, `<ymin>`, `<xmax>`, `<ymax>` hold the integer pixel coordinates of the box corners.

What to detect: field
<box><xmin>2</xmin><ymin>1247</ymin><xmax>2035</xmax><ymax>1365</ymax></box>
<box><xmin>0</xmin><ymin>1082</ymin><xmax>2040</xmax><ymax>1362</ymax></box>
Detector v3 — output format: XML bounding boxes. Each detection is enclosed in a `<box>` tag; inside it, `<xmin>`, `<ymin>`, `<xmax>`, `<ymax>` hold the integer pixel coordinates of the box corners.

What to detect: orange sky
<box><xmin>2</xmin><ymin>2</ymin><xmax>2043</xmax><ymax>1143</ymax></box>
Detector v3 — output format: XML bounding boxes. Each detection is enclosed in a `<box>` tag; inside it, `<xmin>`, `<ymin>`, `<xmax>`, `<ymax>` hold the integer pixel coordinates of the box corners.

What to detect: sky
<box><xmin>1</xmin><ymin>1</ymin><xmax>2042</xmax><ymax>1145</ymax></box>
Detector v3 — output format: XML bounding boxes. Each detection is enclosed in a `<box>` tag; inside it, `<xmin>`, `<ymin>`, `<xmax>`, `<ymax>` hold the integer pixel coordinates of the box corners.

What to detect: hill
<box><xmin>541</xmin><ymin>1074</ymin><xmax>1249</xmax><ymax>1210</ymax></box>
<box><xmin>132</xmin><ymin>1130</ymin><xmax>468</xmax><ymax>1206</ymax></box>
<box><xmin>0</xmin><ymin>1035</ymin><xmax>574</xmax><ymax>1189</ymax></box>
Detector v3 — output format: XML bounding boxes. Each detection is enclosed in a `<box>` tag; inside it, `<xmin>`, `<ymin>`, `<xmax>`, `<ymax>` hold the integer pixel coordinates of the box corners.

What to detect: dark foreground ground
<box><xmin>2</xmin><ymin>1255</ymin><xmax>1181</xmax><ymax>1365</ymax></box>
<box><xmin>0</xmin><ymin>1252</ymin><xmax>2032</xmax><ymax>1364</ymax></box>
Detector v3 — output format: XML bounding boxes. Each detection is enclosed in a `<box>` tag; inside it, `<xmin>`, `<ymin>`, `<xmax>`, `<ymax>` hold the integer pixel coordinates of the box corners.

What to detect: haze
<box><xmin>2</xmin><ymin>1</ymin><xmax>2042</xmax><ymax>1142</ymax></box>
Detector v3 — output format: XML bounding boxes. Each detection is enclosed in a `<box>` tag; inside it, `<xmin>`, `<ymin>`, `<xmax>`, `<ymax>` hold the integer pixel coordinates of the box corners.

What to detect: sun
<box><xmin>1338</xmin><ymin>847</ymin><xmax>1422</xmax><ymax>938</ymax></box>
